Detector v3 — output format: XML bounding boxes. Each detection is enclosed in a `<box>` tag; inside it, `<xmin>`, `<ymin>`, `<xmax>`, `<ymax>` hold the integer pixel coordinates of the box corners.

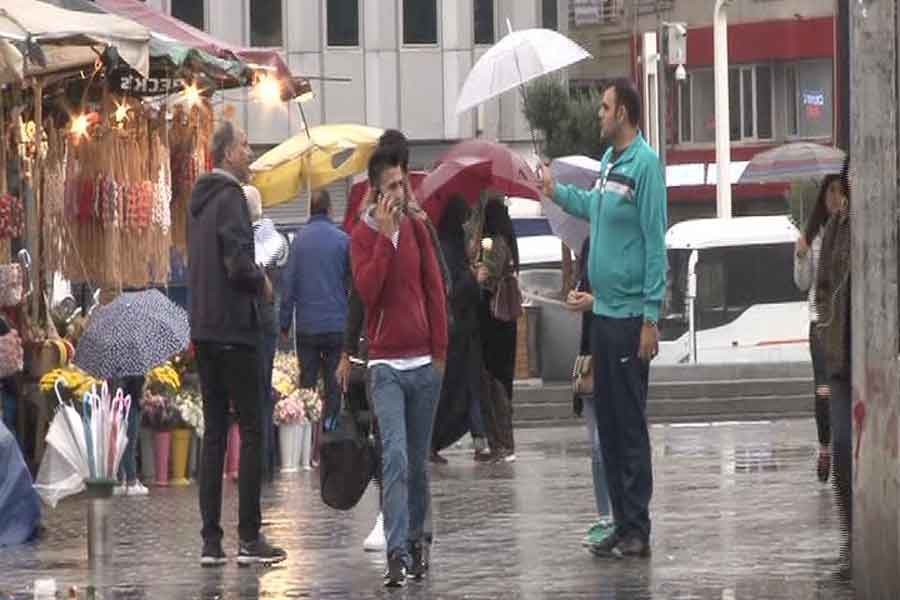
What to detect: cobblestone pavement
<box><xmin>0</xmin><ymin>419</ymin><xmax>854</xmax><ymax>599</ymax></box>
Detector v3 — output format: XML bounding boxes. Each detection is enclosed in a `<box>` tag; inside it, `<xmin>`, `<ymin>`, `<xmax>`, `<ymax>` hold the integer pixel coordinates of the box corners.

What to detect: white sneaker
<box><xmin>113</xmin><ymin>484</ymin><xmax>128</xmax><ymax>496</ymax></box>
<box><xmin>363</xmin><ymin>513</ymin><xmax>385</xmax><ymax>552</ymax></box>
<box><xmin>126</xmin><ymin>481</ymin><xmax>149</xmax><ymax>496</ymax></box>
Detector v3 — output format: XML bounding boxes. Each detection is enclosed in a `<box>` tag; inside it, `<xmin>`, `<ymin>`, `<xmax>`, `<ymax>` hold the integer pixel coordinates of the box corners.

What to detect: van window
<box><xmin>660</xmin><ymin>243</ymin><xmax>803</xmax><ymax>339</ymax></box>
<box><xmin>695</xmin><ymin>243</ymin><xmax>803</xmax><ymax>330</ymax></box>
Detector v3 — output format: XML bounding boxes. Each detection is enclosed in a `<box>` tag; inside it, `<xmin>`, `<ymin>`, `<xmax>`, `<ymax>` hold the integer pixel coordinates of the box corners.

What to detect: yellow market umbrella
<box><xmin>250</xmin><ymin>124</ymin><xmax>383</xmax><ymax>207</ymax></box>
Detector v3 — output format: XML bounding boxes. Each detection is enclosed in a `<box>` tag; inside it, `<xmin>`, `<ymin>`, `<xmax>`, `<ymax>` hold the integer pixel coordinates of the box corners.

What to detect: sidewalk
<box><xmin>0</xmin><ymin>419</ymin><xmax>853</xmax><ymax>599</ymax></box>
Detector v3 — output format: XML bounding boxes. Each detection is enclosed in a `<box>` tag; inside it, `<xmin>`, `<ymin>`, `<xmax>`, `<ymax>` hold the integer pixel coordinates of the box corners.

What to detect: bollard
<box><xmin>84</xmin><ymin>479</ymin><xmax>116</xmax><ymax>564</ymax></box>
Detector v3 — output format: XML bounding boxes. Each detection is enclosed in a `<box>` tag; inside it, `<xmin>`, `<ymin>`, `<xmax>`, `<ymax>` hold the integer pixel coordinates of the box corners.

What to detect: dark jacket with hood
<box><xmin>188</xmin><ymin>170</ymin><xmax>266</xmax><ymax>347</ymax></box>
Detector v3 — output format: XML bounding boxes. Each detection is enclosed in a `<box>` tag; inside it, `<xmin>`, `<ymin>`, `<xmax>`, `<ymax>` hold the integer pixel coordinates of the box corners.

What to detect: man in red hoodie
<box><xmin>352</xmin><ymin>146</ymin><xmax>448</xmax><ymax>588</ymax></box>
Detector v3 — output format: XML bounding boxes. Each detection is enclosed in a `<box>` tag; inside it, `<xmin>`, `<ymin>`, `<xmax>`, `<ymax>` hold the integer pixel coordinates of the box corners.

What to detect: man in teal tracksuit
<box><xmin>542</xmin><ymin>79</ymin><xmax>667</xmax><ymax>559</ymax></box>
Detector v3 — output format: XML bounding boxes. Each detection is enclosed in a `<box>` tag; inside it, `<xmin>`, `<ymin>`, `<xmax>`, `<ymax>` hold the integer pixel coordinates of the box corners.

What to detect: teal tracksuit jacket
<box><xmin>552</xmin><ymin>132</ymin><xmax>668</xmax><ymax>323</ymax></box>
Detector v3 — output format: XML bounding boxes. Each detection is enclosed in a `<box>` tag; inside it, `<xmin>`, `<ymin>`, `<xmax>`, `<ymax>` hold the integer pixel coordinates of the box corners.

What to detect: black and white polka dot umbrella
<box><xmin>74</xmin><ymin>289</ymin><xmax>190</xmax><ymax>379</ymax></box>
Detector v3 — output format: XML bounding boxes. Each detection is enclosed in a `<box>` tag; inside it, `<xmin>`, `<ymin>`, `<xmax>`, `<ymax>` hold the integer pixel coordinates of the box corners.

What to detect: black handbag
<box><xmin>319</xmin><ymin>390</ymin><xmax>377</xmax><ymax>511</ymax></box>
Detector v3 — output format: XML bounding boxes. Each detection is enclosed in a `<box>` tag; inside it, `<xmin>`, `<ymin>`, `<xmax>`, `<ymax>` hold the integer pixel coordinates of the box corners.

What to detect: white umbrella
<box><xmin>455</xmin><ymin>25</ymin><xmax>591</xmax><ymax>115</ymax></box>
<box><xmin>541</xmin><ymin>156</ymin><xmax>601</xmax><ymax>252</ymax></box>
<box><xmin>738</xmin><ymin>142</ymin><xmax>845</xmax><ymax>184</ymax></box>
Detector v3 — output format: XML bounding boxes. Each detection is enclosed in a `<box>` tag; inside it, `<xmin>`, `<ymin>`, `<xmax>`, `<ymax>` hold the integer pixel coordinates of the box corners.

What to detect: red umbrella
<box><xmin>415</xmin><ymin>157</ymin><xmax>492</xmax><ymax>225</ymax></box>
<box><xmin>342</xmin><ymin>172</ymin><xmax>427</xmax><ymax>233</ymax></box>
<box><xmin>437</xmin><ymin>139</ymin><xmax>541</xmax><ymax>202</ymax></box>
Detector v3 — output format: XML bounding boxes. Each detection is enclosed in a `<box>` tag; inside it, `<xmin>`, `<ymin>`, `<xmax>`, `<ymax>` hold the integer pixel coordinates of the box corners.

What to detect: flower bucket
<box><xmin>299</xmin><ymin>422</ymin><xmax>313</xmax><ymax>471</ymax></box>
<box><xmin>170</xmin><ymin>428</ymin><xmax>192</xmax><ymax>486</ymax></box>
<box><xmin>225</xmin><ymin>422</ymin><xmax>240</xmax><ymax>480</ymax></box>
<box><xmin>153</xmin><ymin>430</ymin><xmax>172</xmax><ymax>486</ymax></box>
<box><xmin>279</xmin><ymin>423</ymin><xmax>301</xmax><ymax>473</ymax></box>
<box><xmin>139</xmin><ymin>428</ymin><xmax>155</xmax><ymax>483</ymax></box>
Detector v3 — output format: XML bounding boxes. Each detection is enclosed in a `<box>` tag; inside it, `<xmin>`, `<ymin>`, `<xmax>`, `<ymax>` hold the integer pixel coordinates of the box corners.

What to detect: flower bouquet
<box><xmin>141</xmin><ymin>389</ymin><xmax>180</xmax><ymax>430</ymax></box>
<box><xmin>146</xmin><ymin>363</ymin><xmax>181</xmax><ymax>396</ymax></box>
<box><xmin>274</xmin><ymin>390</ymin><xmax>307</xmax><ymax>426</ymax></box>
<box><xmin>303</xmin><ymin>387</ymin><xmax>322</xmax><ymax>423</ymax></box>
<box><xmin>39</xmin><ymin>366</ymin><xmax>102</xmax><ymax>405</ymax></box>
<box><xmin>174</xmin><ymin>389</ymin><xmax>204</xmax><ymax>437</ymax></box>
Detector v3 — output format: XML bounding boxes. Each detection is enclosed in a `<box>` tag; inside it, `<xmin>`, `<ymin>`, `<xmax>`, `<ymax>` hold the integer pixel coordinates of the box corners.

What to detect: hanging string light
<box><xmin>114</xmin><ymin>100</ymin><xmax>129</xmax><ymax>125</ymax></box>
<box><xmin>69</xmin><ymin>113</ymin><xmax>90</xmax><ymax>139</ymax></box>
<box><xmin>182</xmin><ymin>81</ymin><xmax>203</xmax><ymax>107</ymax></box>
<box><xmin>252</xmin><ymin>73</ymin><xmax>282</xmax><ymax>106</ymax></box>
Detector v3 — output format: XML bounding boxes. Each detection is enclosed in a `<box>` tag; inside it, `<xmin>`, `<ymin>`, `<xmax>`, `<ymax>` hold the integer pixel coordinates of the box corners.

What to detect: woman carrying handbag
<box><xmin>566</xmin><ymin>238</ymin><xmax>613</xmax><ymax>549</ymax></box>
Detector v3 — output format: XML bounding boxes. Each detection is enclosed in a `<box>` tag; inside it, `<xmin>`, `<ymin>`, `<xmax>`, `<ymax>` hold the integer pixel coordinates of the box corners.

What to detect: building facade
<box><xmin>570</xmin><ymin>0</ymin><xmax>838</xmax><ymax>221</ymax></box>
<box><xmin>143</xmin><ymin>0</ymin><xmax>568</xmax><ymax>222</ymax></box>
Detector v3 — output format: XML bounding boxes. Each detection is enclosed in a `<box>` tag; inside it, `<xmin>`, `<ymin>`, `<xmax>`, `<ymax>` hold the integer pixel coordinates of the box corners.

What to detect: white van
<box><xmin>657</xmin><ymin>215</ymin><xmax>809</xmax><ymax>365</ymax></box>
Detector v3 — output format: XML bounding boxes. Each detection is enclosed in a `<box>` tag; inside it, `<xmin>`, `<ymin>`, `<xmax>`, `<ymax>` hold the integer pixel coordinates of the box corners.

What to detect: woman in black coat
<box><xmin>431</xmin><ymin>196</ymin><xmax>489</xmax><ymax>462</ymax></box>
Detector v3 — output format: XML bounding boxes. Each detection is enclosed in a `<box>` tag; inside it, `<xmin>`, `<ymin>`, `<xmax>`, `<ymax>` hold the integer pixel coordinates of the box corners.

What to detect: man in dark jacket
<box><xmin>352</xmin><ymin>146</ymin><xmax>448</xmax><ymax>587</ymax></box>
<box><xmin>280</xmin><ymin>189</ymin><xmax>349</xmax><ymax>429</ymax></box>
<box><xmin>188</xmin><ymin>121</ymin><xmax>286</xmax><ymax>567</ymax></box>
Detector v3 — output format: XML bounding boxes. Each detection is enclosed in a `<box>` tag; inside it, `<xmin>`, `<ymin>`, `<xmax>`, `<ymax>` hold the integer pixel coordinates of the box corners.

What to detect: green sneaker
<box><xmin>582</xmin><ymin>520</ymin><xmax>615</xmax><ymax>547</ymax></box>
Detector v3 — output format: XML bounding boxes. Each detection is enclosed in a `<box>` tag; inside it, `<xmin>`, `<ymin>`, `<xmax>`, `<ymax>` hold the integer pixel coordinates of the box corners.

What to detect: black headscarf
<box><xmin>439</xmin><ymin>195</ymin><xmax>469</xmax><ymax>243</ymax></box>
<box><xmin>483</xmin><ymin>197</ymin><xmax>519</xmax><ymax>272</ymax></box>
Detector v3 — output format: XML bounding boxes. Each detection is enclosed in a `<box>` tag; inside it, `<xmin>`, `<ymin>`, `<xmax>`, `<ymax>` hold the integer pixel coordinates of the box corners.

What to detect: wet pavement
<box><xmin>0</xmin><ymin>419</ymin><xmax>854</xmax><ymax>599</ymax></box>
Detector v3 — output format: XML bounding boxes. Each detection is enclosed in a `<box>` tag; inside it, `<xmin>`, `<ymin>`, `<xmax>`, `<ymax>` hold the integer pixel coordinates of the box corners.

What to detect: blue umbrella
<box><xmin>74</xmin><ymin>289</ymin><xmax>189</xmax><ymax>379</ymax></box>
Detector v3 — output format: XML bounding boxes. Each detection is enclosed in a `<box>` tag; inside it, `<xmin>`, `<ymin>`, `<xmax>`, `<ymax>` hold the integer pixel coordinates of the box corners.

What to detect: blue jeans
<box><xmin>582</xmin><ymin>395</ymin><xmax>611</xmax><ymax>519</ymax></box>
<box><xmin>369</xmin><ymin>363</ymin><xmax>441</xmax><ymax>561</ymax></box>
<box><xmin>117</xmin><ymin>378</ymin><xmax>144</xmax><ymax>484</ymax></box>
<box><xmin>591</xmin><ymin>316</ymin><xmax>652</xmax><ymax>542</ymax></box>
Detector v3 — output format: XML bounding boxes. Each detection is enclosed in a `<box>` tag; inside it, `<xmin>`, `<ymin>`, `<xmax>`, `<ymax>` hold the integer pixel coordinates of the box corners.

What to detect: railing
<box><xmin>570</xmin><ymin>0</ymin><xmax>625</xmax><ymax>26</ymax></box>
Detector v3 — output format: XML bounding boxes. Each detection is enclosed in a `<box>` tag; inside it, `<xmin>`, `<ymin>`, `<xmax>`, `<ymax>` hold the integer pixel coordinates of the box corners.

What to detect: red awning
<box><xmin>95</xmin><ymin>0</ymin><xmax>292</xmax><ymax>80</ymax></box>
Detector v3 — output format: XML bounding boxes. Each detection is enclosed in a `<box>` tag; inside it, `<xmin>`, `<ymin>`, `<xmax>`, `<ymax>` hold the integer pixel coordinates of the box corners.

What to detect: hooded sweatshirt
<box><xmin>188</xmin><ymin>170</ymin><xmax>266</xmax><ymax>347</ymax></box>
<box><xmin>350</xmin><ymin>208</ymin><xmax>448</xmax><ymax>362</ymax></box>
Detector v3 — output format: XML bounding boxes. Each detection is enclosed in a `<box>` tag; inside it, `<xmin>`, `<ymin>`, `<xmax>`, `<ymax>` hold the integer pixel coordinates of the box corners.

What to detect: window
<box><xmin>542</xmin><ymin>0</ymin><xmax>558</xmax><ymax>30</ymax></box>
<box><xmin>327</xmin><ymin>0</ymin><xmax>359</xmax><ymax>47</ymax></box>
<box><xmin>474</xmin><ymin>0</ymin><xmax>494</xmax><ymax>45</ymax></box>
<box><xmin>403</xmin><ymin>0</ymin><xmax>438</xmax><ymax>45</ymax></box>
<box><xmin>171</xmin><ymin>0</ymin><xmax>204</xmax><ymax>30</ymax></box>
<box><xmin>786</xmin><ymin>65</ymin><xmax>799</xmax><ymax>136</ymax></box>
<box><xmin>727</xmin><ymin>65</ymin><xmax>773</xmax><ymax>141</ymax></box>
<box><xmin>694</xmin><ymin>244</ymin><xmax>803</xmax><ymax>330</ymax></box>
<box><xmin>250</xmin><ymin>0</ymin><xmax>282</xmax><ymax>47</ymax></box>
<box><xmin>678</xmin><ymin>66</ymin><xmax>773</xmax><ymax>144</ymax></box>
<box><xmin>756</xmin><ymin>65</ymin><xmax>773</xmax><ymax>139</ymax></box>
<box><xmin>785</xmin><ymin>60</ymin><xmax>833</xmax><ymax>139</ymax></box>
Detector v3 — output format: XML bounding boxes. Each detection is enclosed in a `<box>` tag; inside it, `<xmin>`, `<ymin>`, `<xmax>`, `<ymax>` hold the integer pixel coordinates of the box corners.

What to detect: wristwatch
<box><xmin>644</xmin><ymin>319</ymin><xmax>657</xmax><ymax>328</ymax></box>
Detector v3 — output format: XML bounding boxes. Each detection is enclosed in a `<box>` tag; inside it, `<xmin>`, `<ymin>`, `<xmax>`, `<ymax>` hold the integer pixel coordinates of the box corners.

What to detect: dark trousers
<box><xmin>809</xmin><ymin>323</ymin><xmax>831</xmax><ymax>446</ymax></box>
<box><xmin>591</xmin><ymin>316</ymin><xmax>653</xmax><ymax>542</ymax></box>
<box><xmin>196</xmin><ymin>342</ymin><xmax>263</xmax><ymax>544</ymax></box>
<box><xmin>259</xmin><ymin>332</ymin><xmax>277</xmax><ymax>477</ymax></box>
<box><xmin>297</xmin><ymin>332</ymin><xmax>343</xmax><ymax>429</ymax></box>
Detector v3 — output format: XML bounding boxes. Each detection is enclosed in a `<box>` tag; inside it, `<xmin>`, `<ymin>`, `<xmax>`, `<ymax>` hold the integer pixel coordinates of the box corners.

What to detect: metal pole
<box><xmin>713</xmin><ymin>0</ymin><xmax>732</xmax><ymax>219</ymax></box>
<box><xmin>84</xmin><ymin>480</ymin><xmax>115</xmax><ymax>564</ymax></box>
<box><xmin>687</xmin><ymin>249</ymin><xmax>698</xmax><ymax>364</ymax></box>
<box><xmin>657</xmin><ymin>23</ymin><xmax>668</xmax><ymax>181</ymax></box>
